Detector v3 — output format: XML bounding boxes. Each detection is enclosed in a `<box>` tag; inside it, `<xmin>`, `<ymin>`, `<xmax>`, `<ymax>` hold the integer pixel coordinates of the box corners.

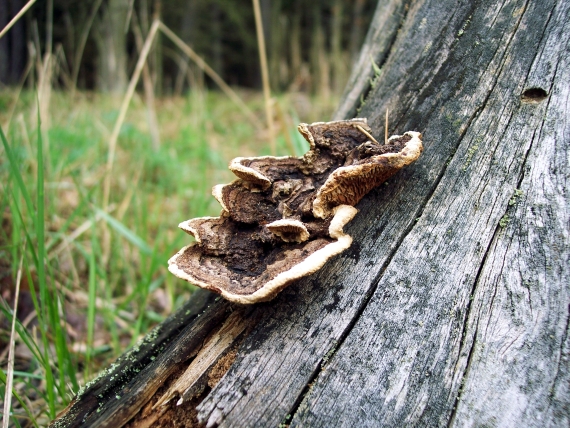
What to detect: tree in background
<box><xmin>93</xmin><ymin>0</ymin><xmax>129</xmax><ymax>93</ymax></box>
<box><xmin>0</xmin><ymin>0</ymin><xmax>26</xmax><ymax>85</ymax></box>
<box><xmin>0</xmin><ymin>0</ymin><xmax>376</xmax><ymax>95</ymax></box>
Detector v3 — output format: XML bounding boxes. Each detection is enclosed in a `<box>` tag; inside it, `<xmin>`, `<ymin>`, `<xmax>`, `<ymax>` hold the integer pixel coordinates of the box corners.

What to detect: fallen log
<box><xmin>52</xmin><ymin>0</ymin><xmax>570</xmax><ymax>426</ymax></box>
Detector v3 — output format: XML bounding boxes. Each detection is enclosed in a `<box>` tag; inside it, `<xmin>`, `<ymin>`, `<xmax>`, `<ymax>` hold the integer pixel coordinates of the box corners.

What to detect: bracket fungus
<box><xmin>168</xmin><ymin>119</ymin><xmax>423</xmax><ymax>304</ymax></box>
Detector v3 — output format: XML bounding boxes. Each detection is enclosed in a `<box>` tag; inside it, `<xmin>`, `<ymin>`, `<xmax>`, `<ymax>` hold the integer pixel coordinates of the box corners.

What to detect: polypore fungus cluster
<box><xmin>169</xmin><ymin>119</ymin><xmax>423</xmax><ymax>304</ymax></box>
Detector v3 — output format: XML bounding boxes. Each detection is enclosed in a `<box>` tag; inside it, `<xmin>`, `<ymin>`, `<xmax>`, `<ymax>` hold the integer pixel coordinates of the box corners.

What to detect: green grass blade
<box><xmin>8</xmin><ymin>185</ymin><xmax>40</xmax><ymax>269</ymax></box>
<box><xmin>12</xmin><ymin>371</ymin><xmax>44</xmax><ymax>380</ymax></box>
<box><xmin>35</xmin><ymin>109</ymin><xmax>57</xmax><ymax>418</ymax></box>
<box><xmin>95</xmin><ymin>208</ymin><xmax>152</xmax><ymax>255</ymax></box>
<box><xmin>0</xmin><ymin>369</ymin><xmax>39</xmax><ymax>428</ymax></box>
<box><xmin>0</xmin><ymin>302</ymin><xmax>43</xmax><ymax>364</ymax></box>
<box><xmin>86</xmin><ymin>217</ymin><xmax>97</xmax><ymax>378</ymax></box>
<box><xmin>36</xmin><ymin>117</ymin><xmax>46</xmax><ymax>309</ymax></box>
<box><xmin>131</xmin><ymin>247</ymin><xmax>160</xmax><ymax>343</ymax></box>
<box><xmin>0</xmin><ymin>126</ymin><xmax>35</xmax><ymax>218</ymax></box>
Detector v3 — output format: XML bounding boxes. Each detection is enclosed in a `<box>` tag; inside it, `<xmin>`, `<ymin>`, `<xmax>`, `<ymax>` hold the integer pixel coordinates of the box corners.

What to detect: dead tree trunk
<box><xmin>52</xmin><ymin>0</ymin><xmax>569</xmax><ymax>426</ymax></box>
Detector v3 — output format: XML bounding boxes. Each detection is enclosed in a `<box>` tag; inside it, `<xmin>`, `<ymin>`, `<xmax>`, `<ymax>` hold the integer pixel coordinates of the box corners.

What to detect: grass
<box><xmin>0</xmin><ymin>88</ymin><xmax>336</xmax><ymax>426</ymax></box>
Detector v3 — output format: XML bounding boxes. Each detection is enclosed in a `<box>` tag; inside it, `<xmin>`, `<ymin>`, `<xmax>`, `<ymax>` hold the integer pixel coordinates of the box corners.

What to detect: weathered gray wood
<box><xmin>197</xmin><ymin>0</ymin><xmax>570</xmax><ymax>426</ymax></box>
<box><xmin>449</xmin><ymin>4</ymin><xmax>570</xmax><ymax>424</ymax></box>
<box><xmin>51</xmin><ymin>0</ymin><xmax>569</xmax><ymax>426</ymax></box>
<box><xmin>290</xmin><ymin>0</ymin><xmax>570</xmax><ymax>425</ymax></box>
<box><xmin>50</xmin><ymin>290</ymin><xmax>231</xmax><ymax>427</ymax></box>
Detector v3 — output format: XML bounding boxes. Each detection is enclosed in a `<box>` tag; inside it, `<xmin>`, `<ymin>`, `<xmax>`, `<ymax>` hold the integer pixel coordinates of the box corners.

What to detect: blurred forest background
<box><xmin>0</xmin><ymin>0</ymin><xmax>376</xmax><ymax>425</ymax></box>
<box><xmin>1</xmin><ymin>0</ymin><xmax>375</xmax><ymax>94</ymax></box>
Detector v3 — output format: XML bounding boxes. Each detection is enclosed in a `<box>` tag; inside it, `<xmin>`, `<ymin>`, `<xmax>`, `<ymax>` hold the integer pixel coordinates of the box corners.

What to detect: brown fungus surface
<box><xmin>169</xmin><ymin>119</ymin><xmax>423</xmax><ymax>304</ymax></box>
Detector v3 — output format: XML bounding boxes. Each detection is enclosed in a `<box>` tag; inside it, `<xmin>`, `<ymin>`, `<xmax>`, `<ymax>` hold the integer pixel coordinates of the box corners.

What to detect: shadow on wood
<box><xmin>52</xmin><ymin>0</ymin><xmax>569</xmax><ymax>426</ymax></box>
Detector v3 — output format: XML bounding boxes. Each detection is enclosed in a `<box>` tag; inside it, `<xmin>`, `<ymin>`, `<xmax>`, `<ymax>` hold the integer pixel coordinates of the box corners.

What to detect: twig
<box><xmin>102</xmin><ymin>20</ymin><xmax>160</xmax><ymax>263</ymax></box>
<box><xmin>158</xmin><ymin>21</ymin><xmax>259</xmax><ymax>128</ymax></box>
<box><xmin>46</xmin><ymin>0</ymin><xmax>53</xmax><ymax>54</ymax></box>
<box><xmin>385</xmin><ymin>109</ymin><xmax>389</xmax><ymax>144</ymax></box>
<box><xmin>252</xmin><ymin>0</ymin><xmax>276</xmax><ymax>155</ymax></box>
<box><xmin>132</xmin><ymin>13</ymin><xmax>161</xmax><ymax>150</ymax></box>
<box><xmin>356</xmin><ymin>124</ymin><xmax>379</xmax><ymax>145</ymax></box>
<box><xmin>2</xmin><ymin>239</ymin><xmax>26</xmax><ymax>428</ymax></box>
<box><xmin>71</xmin><ymin>0</ymin><xmax>103</xmax><ymax>95</ymax></box>
<box><xmin>0</xmin><ymin>0</ymin><xmax>36</xmax><ymax>40</ymax></box>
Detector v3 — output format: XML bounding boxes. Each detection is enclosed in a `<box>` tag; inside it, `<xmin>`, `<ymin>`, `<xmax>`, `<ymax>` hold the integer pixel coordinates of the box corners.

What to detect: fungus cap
<box><xmin>168</xmin><ymin>119</ymin><xmax>423</xmax><ymax>303</ymax></box>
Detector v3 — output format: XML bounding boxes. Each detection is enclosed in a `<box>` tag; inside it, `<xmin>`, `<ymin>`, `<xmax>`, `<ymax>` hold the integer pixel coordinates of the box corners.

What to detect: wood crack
<box><xmin>447</xmin><ymin>233</ymin><xmax>498</xmax><ymax>427</ymax></box>
<box><xmin>546</xmin><ymin>303</ymin><xmax>570</xmax><ymax>409</ymax></box>
<box><xmin>284</xmin><ymin>104</ymin><xmax>480</xmax><ymax>424</ymax></box>
<box><xmin>491</xmin><ymin>0</ymin><xmax>531</xmax><ymax>78</ymax></box>
<box><xmin>447</xmin><ymin>86</ymin><xmax>543</xmax><ymax>425</ymax></box>
<box><xmin>281</xmin><ymin>208</ymin><xmax>421</xmax><ymax>422</ymax></box>
<box><xmin>285</xmin><ymin>20</ymin><xmax>531</xmax><ymax>417</ymax></box>
<box><xmin>521</xmin><ymin>1</ymin><xmax>557</xmax><ymax>89</ymax></box>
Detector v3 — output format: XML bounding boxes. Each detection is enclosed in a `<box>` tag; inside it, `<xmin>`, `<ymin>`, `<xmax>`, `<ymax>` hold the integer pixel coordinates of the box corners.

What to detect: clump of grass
<box><xmin>0</xmin><ymin>88</ymin><xmax>336</xmax><ymax>425</ymax></box>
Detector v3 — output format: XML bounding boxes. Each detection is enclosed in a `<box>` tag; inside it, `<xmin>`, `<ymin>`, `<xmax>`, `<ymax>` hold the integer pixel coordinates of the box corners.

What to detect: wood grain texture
<box><xmin>50</xmin><ymin>290</ymin><xmax>230</xmax><ymax>427</ymax></box>
<box><xmin>51</xmin><ymin>0</ymin><xmax>569</xmax><ymax>426</ymax></box>
<box><xmin>450</xmin><ymin>3</ymin><xmax>570</xmax><ymax>424</ymax></box>
<box><xmin>199</xmin><ymin>0</ymin><xmax>570</xmax><ymax>426</ymax></box>
<box><xmin>291</xmin><ymin>0</ymin><xmax>570</xmax><ymax>423</ymax></box>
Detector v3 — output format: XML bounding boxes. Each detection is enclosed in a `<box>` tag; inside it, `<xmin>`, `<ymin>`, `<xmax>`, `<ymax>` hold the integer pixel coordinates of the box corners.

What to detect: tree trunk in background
<box><xmin>310</xmin><ymin>5</ymin><xmax>329</xmax><ymax>99</ymax></box>
<box><xmin>0</xmin><ymin>0</ymin><xmax>9</xmax><ymax>83</ymax></box>
<box><xmin>180</xmin><ymin>0</ymin><xmax>194</xmax><ymax>43</ymax></box>
<box><xmin>330</xmin><ymin>0</ymin><xmax>345</xmax><ymax>94</ymax></box>
<box><xmin>63</xmin><ymin>10</ymin><xmax>75</xmax><ymax>70</ymax></box>
<box><xmin>289</xmin><ymin>2</ymin><xmax>302</xmax><ymax>90</ymax></box>
<box><xmin>151</xmin><ymin>0</ymin><xmax>162</xmax><ymax>95</ymax></box>
<box><xmin>139</xmin><ymin>0</ymin><xmax>149</xmax><ymax>34</ymax></box>
<box><xmin>10</xmin><ymin>0</ymin><xmax>25</xmax><ymax>82</ymax></box>
<box><xmin>349</xmin><ymin>0</ymin><xmax>366</xmax><ymax>62</ymax></box>
<box><xmin>0</xmin><ymin>0</ymin><xmax>26</xmax><ymax>85</ymax></box>
<box><xmin>95</xmin><ymin>0</ymin><xmax>128</xmax><ymax>93</ymax></box>
<box><xmin>210</xmin><ymin>3</ymin><xmax>223</xmax><ymax>81</ymax></box>
<box><xmin>268</xmin><ymin>0</ymin><xmax>283</xmax><ymax>91</ymax></box>
<box><xmin>51</xmin><ymin>0</ymin><xmax>570</xmax><ymax>426</ymax></box>
<box><xmin>175</xmin><ymin>0</ymin><xmax>196</xmax><ymax>94</ymax></box>
<box><xmin>260</xmin><ymin>0</ymin><xmax>272</xmax><ymax>61</ymax></box>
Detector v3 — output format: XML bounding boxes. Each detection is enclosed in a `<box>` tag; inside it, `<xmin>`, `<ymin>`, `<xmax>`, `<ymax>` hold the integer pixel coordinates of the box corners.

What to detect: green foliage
<box><xmin>0</xmin><ymin>89</ymin><xmax>335</xmax><ymax>425</ymax></box>
<box><xmin>1</xmin><ymin>119</ymin><xmax>68</xmax><ymax>421</ymax></box>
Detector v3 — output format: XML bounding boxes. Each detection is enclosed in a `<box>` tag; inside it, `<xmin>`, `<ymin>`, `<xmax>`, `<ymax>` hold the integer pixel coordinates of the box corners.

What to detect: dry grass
<box><xmin>0</xmin><ymin>87</ymin><xmax>338</xmax><ymax>425</ymax></box>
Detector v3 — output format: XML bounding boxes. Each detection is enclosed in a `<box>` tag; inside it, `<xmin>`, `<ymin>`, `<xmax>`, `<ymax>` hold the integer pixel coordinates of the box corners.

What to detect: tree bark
<box><xmin>0</xmin><ymin>0</ymin><xmax>26</xmax><ymax>85</ymax></box>
<box><xmin>52</xmin><ymin>0</ymin><xmax>569</xmax><ymax>426</ymax></box>
<box><xmin>0</xmin><ymin>0</ymin><xmax>9</xmax><ymax>83</ymax></box>
<box><xmin>95</xmin><ymin>0</ymin><xmax>129</xmax><ymax>93</ymax></box>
